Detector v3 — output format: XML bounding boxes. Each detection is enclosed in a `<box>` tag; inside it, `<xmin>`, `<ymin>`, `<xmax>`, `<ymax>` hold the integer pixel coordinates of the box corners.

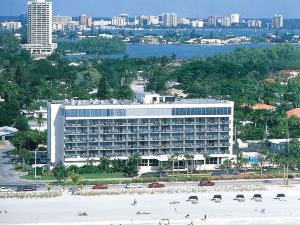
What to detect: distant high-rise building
<box><xmin>163</xmin><ymin>13</ymin><xmax>177</xmax><ymax>27</ymax></box>
<box><xmin>111</xmin><ymin>16</ymin><xmax>127</xmax><ymax>26</ymax></box>
<box><xmin>139</xmin><ymin>16</ymin><xmax>149</xmax><ymax>26</ymax></box>
<box><xmin>21</xmin><ymin>0</ymin><xmax>57</xmax><ymax>56</ymax></box>
<box><xmin>52</xmin><ymin>15</ymin><xmax>72</xmax><ymax>25</ymax></box>
<box><xmin>230</xmin><ymin>13</ymin><xmax>240</xmax><ymax>24</ymax></box>
<box><xmin>148</xmin><ymin>16</ymin><xmax>159</xmax><ymax>25</ymax></box>
<box><xmin>52</xmin><ymin>15</ymin><xmax>72</xmax><ymax>31</ymax></box>
<box><xmin>272</xmin><ymin>15</ymin><xmax>283</xmax><ymax>29</ymax></box>
<box><xmin>2</xmin><ymin>21</ymin><xmax>22</xmax><ymax>30</ymax></box>
<box><xmin>218</xmin><ymin>17</ymin><xmax>231</xmax><ymax>27</ymax></box>
<box><xmin>247</xmin><ymin>20</ymin><xmax>262</xmax><ymax>28</ymax></box>
<box><xmin>87</xmin><ymin>17</ymin><xmax>93</xmax><ymax>28</ymax></box>
<box><xmin>80</xmin><ymin>14</ymin><xmax>87</xmax><ymax>26</ymax></box>
<box><xmin>177</xmin><ymin>18</ymin><xmax>190</xmax><ymax>25</ymax></box>
<box><xmin>208</xmin><ymin>15</ymin><xmax>217</xmax><ymax>26</ymax></box>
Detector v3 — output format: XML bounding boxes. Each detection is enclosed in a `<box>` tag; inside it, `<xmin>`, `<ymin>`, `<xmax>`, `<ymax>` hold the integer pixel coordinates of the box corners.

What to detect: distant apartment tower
<box><xmin>218</xmin><ymin>17</ymin><xmax>231</xmax><ymax>27</ymax></box>
<box><xmin>52</xmin><ymin>15</ymin><xmax>72</xmax><ymax>31</ymax></box>
<box><xmin>163</xmin><ymin>13</ymin><xmax>177</xmax><ymax>27</ymax></box>
<box><xmin>207</xmin><ymin>15</ymin><xmax>217</xmax><ymax>26</ymax></box>
<box><xmin>177</xmin><ymin>18</ymin><xmax>191</xmax><ymax>25</ymax></box>
<box><xmin>87</xmin><ymin>17</ymin><xmax>93</xmax><ymax>28</ymax></box>
<box><xmin>247</xmin><ymin>20</ymin><xmax>262</xmax><ymax>28</ymax></box>
<box><xmin>149</xmin><ymin>16</ymin><xmax>159</xmax><ymax>25</ymax></box>
<box><xmin>80</xmin><ymin>14</ymin><xmax>87</xmax><ymax>26</ymax></box>
<box><xmin>21</xmin><ymin>0</ymin><xmax>57</xmax><ymax>56</ymax></box>
<box><xmin>272</xmin><ymin>15</ymin><xmax>283</xmax><ymax>29</ymax></box>
<box><xmin>2</xmin><ymin>21</ymin><xmax>22</xmax><ymax>30</ymax></box>
<box><xmin>53</xmin><ymin>15</ymin><xmax>72</xmax><ymax>25</ymax></box>
<box><xmin>111</xmin><ymin>16</ymin><xmax>127</xmax><ymax>26</ymax></box>
<box><xmin>230</xmin><ymin>13</ymin><xmax>240</xmax><ymax>24</ymax></box>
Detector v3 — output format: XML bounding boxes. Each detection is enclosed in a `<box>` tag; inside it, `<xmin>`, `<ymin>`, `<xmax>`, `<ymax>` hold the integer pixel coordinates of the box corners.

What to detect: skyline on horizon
<box><xmin>1</xmin><ymin>0</ymin><xmax>300</xmax><ymax>19</ymax></box>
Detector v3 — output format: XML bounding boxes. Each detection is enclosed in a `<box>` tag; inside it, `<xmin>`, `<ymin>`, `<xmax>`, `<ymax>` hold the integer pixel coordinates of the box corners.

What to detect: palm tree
<box><xmin>203</xmin><ymin>152</ymin><xmax>210</xmax><ymax>171</ymax></box>
<box><xmin>184</xmin><ymin>154</ymin><xmax>194</xmax><ymax>178</ymax></box>
<box><xmin>257</xmin><ymin>155</ymin><xmax>266</xmax><ymax>176</ymax></box>
<box><xmin>220</xmin><ymin>159</ymin><xmax>232</xmax><ymax>174</ymax></box>
<box><xmin>34</xmin><ymin>113</ymin><xmax>46</xmax><ymax>134</ymax></box>
<box><xmin>168</xmin><ymin>154</ymin><xmax>177</xmax><ymax>179</ymax></box>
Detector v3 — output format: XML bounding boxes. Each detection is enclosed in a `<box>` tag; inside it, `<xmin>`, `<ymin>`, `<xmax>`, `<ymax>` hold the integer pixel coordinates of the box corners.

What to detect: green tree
<box><xmin>220</xmin><ymin>159</ymin><xmax>232</xmax><ymax>174</ymax></box>
<box><xmin>34</xmin><ymin>113</ymin><xmax>46</xmax><ymax>134</ymax></box>
<box><xmin>69</xmin><ymin>172</ymin><xmax>81</xmax><ymax>186</ymax></box>
<box><xmin>99</xmin><ymin>157</ymin><xmax>110</xmax><ymax>172</ymax></box>
<box><xmin>97</xmin><ymin>76</ymin><xmax>109</xmax><ymax>99</ymax></box>
<box><xmin>52</xmin><ymin>165</ymin><xmax>69</xmax><ymax>182</ymax></box>
<box><xmin>15</xmin><ymin>115</ymin><xmax>29</xmax><ymax>131</ymax></box>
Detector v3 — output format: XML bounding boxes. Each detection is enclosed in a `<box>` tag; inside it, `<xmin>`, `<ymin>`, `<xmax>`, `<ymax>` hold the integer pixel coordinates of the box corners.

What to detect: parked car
<box><xmin>235</xmin><ymin>194</ymin><xmax>245</xmax><ymax>202</ymax></box>
<box><xmin>252</xmin><ymin>194</ymin><xmax>262</xmax><ymax>202</ymax></box>
<box><xmin>275</xmin><ymin>193</ymin><xmax>286</xmax><ymax>201</ymax></box>
<box><xmin>199</xmin><ymin>179</ymin><xmax>215</xmax><ymax>186</ymax></box>
<box><xmin>92</xmin><ymin>184</ymin><xmax>108</xmax><ymax>190</ymax></box>
<box><xmin>148</xmin><ymin>183</ymin><xmax>165</xmax><ymax>188</ymax></box>
<box><xmin>0</xmin><ymin>187</ymin><xmax>12</xmax><ymax>192</ymax></box>
<box><xmin>187</xmin><ymin>195</ymin><xmax>198</xmax><ymax>201</ymax></box>
<box><xmin>16</xmin><ymin>186</ymin><xmax>37</xmax><ymax>192</ymax></box>
<box><xmin>124</xmin><ymin>184</ymin><xmax>142</xmax><ymax>189</ymax></box>
<box><xmin>212</xmin><ymin>194</ymin><xmax>222</xmax><ymax>202</ymax></box>
<box><xmin>263</xmin><ymin>180</ymin><xmax>272</xmax><ymax>184</ymax></box>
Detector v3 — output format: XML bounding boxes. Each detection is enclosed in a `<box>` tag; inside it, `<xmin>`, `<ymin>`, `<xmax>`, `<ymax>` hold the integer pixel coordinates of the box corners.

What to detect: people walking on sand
<box><xmin>175</xmin><ymin>207</ymin><xmax>177</xmax><ymax>213</ymax></box>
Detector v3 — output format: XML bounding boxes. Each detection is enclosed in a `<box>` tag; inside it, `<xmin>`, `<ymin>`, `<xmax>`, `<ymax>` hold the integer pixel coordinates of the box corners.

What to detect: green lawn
<box><xmin>20</xmin><ymin>175</ymin><xmax>57</xmax><ymax>180</ymax></box>
<box><xmin>80</xmin><ymin>172</ymin><xmax>124</xmax><ymax>179</ymax></box>
<box><xmin>20</xmin><ymin>172</ymin><xmax>125</xmax><ymax>180</ymax></box>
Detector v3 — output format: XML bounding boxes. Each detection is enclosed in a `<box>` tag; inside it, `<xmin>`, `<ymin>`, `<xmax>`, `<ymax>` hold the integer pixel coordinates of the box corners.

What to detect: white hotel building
<box><xmin>48</xmin><ymin>94</ymin><xmax>234</xmax><ymax>173</ymax></box>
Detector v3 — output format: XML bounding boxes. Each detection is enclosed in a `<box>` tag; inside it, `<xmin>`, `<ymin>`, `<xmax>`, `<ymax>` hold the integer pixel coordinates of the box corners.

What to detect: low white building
<box><xmin>47</xmin><ymin>94</ymin><xmax>234</xmax><ymax>173</ymax></box>
<box><xmin>191</xmin><ymin>20</ymin><xmax>204</xmax><ymax>28</ymax></box>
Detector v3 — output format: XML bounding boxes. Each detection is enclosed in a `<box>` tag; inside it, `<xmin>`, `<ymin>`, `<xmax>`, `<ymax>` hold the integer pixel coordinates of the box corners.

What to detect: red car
<box><xmin>148</xmin><ymin>183</ymin><xmax>165</xmax><ymax>188</ymax></box>
<box><xmin>199</xmin><ymin>180</ymin><xmax>215</xmax><ymax>186</ymax></box>
<box><xmin>92</xmin><ymin>184</ymin><xmax>108</xmax><ymax>189</ymax></box>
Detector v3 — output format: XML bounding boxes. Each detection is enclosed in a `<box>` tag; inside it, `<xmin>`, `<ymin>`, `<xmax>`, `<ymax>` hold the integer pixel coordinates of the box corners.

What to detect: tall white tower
<box><xmin>22</xmin><ymin>0</ymin><xmax>57</xmax><ymax>56</ymax></box>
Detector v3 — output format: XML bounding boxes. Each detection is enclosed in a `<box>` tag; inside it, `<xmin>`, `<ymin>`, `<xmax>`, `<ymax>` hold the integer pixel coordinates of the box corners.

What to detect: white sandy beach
<box><xmin>1</xmin><ymin>185</ymin><xmax>300</xmax><ymax>225</ymax></box>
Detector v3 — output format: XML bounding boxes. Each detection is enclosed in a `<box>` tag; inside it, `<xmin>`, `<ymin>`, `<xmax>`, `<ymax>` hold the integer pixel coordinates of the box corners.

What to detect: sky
<box><xmin>1</xmin><ymin>0</ymin><xmax>300</xmax><ymax>18</ymax></box>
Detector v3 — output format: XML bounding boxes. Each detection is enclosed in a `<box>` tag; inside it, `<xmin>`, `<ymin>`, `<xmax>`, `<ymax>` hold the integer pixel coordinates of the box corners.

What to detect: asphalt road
<box><xmin>0</xmin><ymin>144</ymin><xmax>46</xmax><ymax>190</ymax></box>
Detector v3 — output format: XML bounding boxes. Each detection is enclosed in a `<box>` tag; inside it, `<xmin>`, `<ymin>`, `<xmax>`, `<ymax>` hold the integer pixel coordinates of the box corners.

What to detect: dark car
<box><xmin>199</xmin><ymin>179</ymin><xmax>215</xmax><ymax>186</ymax></box>
<box><xmin>187</xmin><ymin>195</ymin><xmax>198</xmax><ymax>201</ymax></box>
<box><xmin>92</xmin><ymin>184</ymin><xmax>108</xmax><ymax>190</ymax></box>
<box><xmin>148</xmin><ymin>183</ymin><xmax>165</xmax><ymax>188</ymax></box>
<box><xmin>16</xmin><ymin>186</ymin><xmax>37</xmax><ymax>192</ymax></box>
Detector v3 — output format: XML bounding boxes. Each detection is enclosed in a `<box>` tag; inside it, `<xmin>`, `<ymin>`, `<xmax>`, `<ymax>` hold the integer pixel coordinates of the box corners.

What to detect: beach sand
<box><xmin>1</xmin><ymin>185</ymin><xmax>300</xmax><ymax>225</ymax></box>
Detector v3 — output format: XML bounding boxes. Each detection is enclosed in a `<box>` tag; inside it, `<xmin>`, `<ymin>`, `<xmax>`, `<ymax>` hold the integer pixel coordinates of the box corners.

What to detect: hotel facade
<box><xmin>48</xmin><ymin>94</ymin><xmax>234</xmax><ymax>173</ymax></box>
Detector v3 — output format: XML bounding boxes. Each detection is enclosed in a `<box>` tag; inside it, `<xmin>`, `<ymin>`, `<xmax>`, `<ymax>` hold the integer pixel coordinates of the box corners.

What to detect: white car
<box><xmin>0</xmin><ymin>187</ymin><xmax>12</xmax><ymax>192</ymax></box>
<box><xmin>124</xmin><ymin>184</ymin><xmax>142</xmax><ymax>189</ymax></box>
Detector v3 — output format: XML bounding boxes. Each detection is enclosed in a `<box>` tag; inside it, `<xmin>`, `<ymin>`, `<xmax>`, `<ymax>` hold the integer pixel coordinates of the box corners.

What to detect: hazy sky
<box><xmin>1</xmin><ymin>0</ymin><xmax>300</xmax><ymax>18</ymax></box>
